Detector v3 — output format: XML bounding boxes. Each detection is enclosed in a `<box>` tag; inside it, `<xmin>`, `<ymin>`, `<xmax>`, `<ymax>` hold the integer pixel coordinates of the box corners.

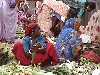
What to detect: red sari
<box><xmin>12</xmin><ymin>40</ymin><xmax>58</xmax><ymax>66</ymax></box>
<box><xmin>12</xmin><ymin>22</ymin><xmax>58</xmax><ymax>65</ymax></box>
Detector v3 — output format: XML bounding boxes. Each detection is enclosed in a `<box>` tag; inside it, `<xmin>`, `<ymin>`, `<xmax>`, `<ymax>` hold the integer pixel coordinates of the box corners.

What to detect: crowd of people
<box><xmin>0</xmin><ymin>0</ymin><xmax>98</xmax><ymax>67</ymax></box>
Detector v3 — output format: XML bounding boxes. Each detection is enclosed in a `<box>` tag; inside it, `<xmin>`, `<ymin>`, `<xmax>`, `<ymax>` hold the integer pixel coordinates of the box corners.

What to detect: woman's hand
<box><xmin>26</xmin><ymin>52</ymin><xmax>31</xmax><ymax>58</ymax></box>
<box><xmin>30</xmin><ymin>45</ymin><xmax>37</xmax><ymax>53</ymax></box>
<box><xmin>36</xmin><ymin>43</ymin><xmax>46</xmax><ymax>54</ymax></box>
<box><xmin>36</xmin><ymin>42</ymin><xmax>42</xmax><ymax>48</ymax></box>
<box><xmin>38</xmin><ymin>48</ymin><xmax>46</xmax><ymax>54</ymax></box>
<box><xmin>31</xmin><ymin>42</ymin><xmax>46</xmax><ymax>54</ymax></box>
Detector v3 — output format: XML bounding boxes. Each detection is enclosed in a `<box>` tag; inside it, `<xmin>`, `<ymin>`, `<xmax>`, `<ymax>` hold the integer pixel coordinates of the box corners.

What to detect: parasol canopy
<box><xmin>43</xmin><ymin>0</ymin><xmax>70</xmax><ymax>19</ymax></box>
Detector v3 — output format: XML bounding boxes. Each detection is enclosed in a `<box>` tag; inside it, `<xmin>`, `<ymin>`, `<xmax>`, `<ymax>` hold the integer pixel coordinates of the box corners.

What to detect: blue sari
<box><xmin>55</xmin><ymin>18</ymin><xmax>80</xmax><ymax>59</ymax></box>
<box><xmin>62</xmin><ymin>18</ymin><xmax>76</xmax><ymax>30</ymax></box>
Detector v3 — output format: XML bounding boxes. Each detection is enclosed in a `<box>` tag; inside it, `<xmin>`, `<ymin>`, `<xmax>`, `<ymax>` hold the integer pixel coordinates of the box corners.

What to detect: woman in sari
<box><xmin>12</xmin><ymin>22</ymin><xmax>58</xmax><ymax>66</ymax></box>
<box><xmin>55</xmin><ymin>17</ymin><xmax>82</xmax><ymax>61</ymax></box>
<box><xmin>0</xmin><ymin>0</ymin><xmax>18</xmax><ymax>43</ymax></box>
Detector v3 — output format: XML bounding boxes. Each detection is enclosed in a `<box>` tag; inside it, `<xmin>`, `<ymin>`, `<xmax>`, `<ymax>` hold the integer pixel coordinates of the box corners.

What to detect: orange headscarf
<box><xmin>25</xmin><ymin>22</ymin><xmax>37</xmax><ymax>36</ymax></box>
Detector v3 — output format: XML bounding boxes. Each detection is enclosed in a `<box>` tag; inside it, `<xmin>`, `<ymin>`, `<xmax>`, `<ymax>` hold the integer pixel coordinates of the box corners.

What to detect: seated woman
<box><xmin>55</xmin><ymin>17</ymin><xmax>82</xmax><ymax>61</ymax></box>
<box><xmin>12</xmin><ymin>23</ymin><xmax>58</xmax><ymax>66</ymax></box>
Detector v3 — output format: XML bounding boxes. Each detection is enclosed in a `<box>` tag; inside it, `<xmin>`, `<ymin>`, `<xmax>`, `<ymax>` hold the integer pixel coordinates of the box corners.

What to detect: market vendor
<box><xmin>12</xmin><ymin>22</ymin><xmax>58</xmax><ymax>66</ymax></box>
<box><xmin>55</xmin><ymin>17</ymin><xmax>82</xmax><ymax>61</ymax></box>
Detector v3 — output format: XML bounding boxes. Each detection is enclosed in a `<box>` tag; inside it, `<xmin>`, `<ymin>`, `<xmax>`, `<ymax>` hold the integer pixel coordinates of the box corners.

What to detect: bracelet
<box><xmin>29</xmin><ymin>49</ymin><xmax>31</xmax><ymax>54</ymax></box>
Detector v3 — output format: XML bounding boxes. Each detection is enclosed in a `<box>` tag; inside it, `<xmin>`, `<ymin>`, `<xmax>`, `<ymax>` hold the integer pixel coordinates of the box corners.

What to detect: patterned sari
<box><xmin>0</xmin><ymin>0</ymin><xmax>18</xmax><ymax>43</ymax></box>
<box><xmin>55</xmin><ymin>18</ymin><xmax>81</xmax><ymax>60</ymax></box>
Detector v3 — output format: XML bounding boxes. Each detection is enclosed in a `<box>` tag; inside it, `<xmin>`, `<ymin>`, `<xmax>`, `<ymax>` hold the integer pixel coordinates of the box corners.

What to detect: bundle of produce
<box><xmin>15</xmin><ymin>29</ymin><xmax>25</xmax><ymax>39</ymax></box>
<box><xmin>0</xmin><ymin>43</ymin><xmax>16</xmax><ymax>65</ymax></box>
<box><xmin>47</xmin><ymin>61</ymin><xmax>100</xmax><ymax>75</ymax></box>
<box><xmin>0</xmin><ymin>51</ymin><xmax>8</xmax><ymax>66</ymax></box>
<box><xmin>89</xmin><ymin>47</ymin><xmax>100</xmax><ymax>56</ymax></box>
<box><xmin>0</xmin><ymin>61</ymin><xmax>54</xmax><ymax>75</ymax></box>
<box><xmin>0</xmin><ymin>43</ymin><xmax>12</xmax><ymax>65</ymax></box>
<box><xmin>79</xmin><ymin>57</ymin><xmax>100</xmax><ymax>74</ymax></box>
<box><xmin>47</xmin><ymin>36</ymin><xmax>57</xmax><ymax>45</ymax></box>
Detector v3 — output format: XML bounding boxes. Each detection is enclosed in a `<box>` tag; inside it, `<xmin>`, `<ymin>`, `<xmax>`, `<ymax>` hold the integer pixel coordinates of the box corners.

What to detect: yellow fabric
<box><xmin>74</xmin><ymin>18</ymin><xmax>81</xmax><ymax>31</ymax></box>
<box><xmin>71</xmin><ymin>46</ymin><xmax>81</xmax><ymax>58</ymax></box>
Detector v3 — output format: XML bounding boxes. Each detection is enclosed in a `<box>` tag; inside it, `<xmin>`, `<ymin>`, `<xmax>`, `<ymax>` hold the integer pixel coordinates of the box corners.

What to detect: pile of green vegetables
<box><xmin>47</xmin><ymin>59</ymin><xmax>100</xmax><ymax>75</ymax></box>
<box><xmin>16</xmin><ymin>29</ymin><xmax>25</xmax><ymax>39</ymax></box>
<box><xmin>0</xmin><ymin>42</ymin><xmax>100</xmax><ymax>75</ymax></box>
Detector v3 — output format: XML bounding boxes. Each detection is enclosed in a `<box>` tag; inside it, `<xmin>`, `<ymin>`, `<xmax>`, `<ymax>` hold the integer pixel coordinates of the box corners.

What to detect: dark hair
<box><xmin>85</xmin><ymin>2</ymin><xmax>96</xmax><ymax>10</ymax></box>
<box><xmin>68</xmin><ymin>7</ymin><xmax>78</xmax><ymax>18</ymax></box>
<box><xmin>29</xmin><ymin>25</ymin><xmax>37</xmax><ymax>36</ymax></box>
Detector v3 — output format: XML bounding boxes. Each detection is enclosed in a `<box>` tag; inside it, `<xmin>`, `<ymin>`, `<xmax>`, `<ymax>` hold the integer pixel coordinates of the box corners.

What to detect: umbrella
<box><xmin>43</xmin><ymin>0</ymin><xmax>70</xmax><ymax>19</ymax></box>
<box><xmin>37</xmin><ymin>0</ymin><xmax>69</xmax><ymax>34</ymax></box>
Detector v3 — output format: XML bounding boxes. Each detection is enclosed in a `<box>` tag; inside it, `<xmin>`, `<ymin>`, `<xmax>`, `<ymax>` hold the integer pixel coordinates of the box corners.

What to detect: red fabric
<box><xmin>95</xmin><ymin>17</ymin><xmax>99</xmax><ymax>23</ymax></box>
<box><xmin>87</xmin><ymin>27</ymin><xmax>90</xmax><ymax>31</ymax></box>
<box><xmin>12</xmin><ymin>41</ymin><xmax>58</xmax><ymax>66</ymax></box>
<box><xmin>81</xmin><ymin>51</ymin><xmax>100</xmax><ymax>63</ymax></box>
<box><xmin>91</xmin><ymin>26</ymin><xmax>93</xmax><ymax>30</ymax></box>
<box><xmin>12</xmin><ymin>42</ymin><xmax>31</xmax><ymax>65</ymax></box>
<box><xmin>91</xmin><ymin>33</ymin><xmax>93</xmax><ymax>36</ymax></box>
<box><xmin>25</xmin><ymin>22</ymin><xmax>37</xmax><ymax>36</ymax></box>
<box><xmin>96</xmin><ymin>26</ymin><xmax>100</xmax><ymax>32</ymax></box>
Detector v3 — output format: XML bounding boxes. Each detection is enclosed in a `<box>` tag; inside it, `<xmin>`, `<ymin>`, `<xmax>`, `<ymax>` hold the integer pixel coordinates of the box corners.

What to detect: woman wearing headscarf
<box><xmin>12</xmin><ymin>22</ymin><xmax>58</xmax><ymax>66</ymax></box>
<box><xmin>55</xmin><ymin>17</ymin><xmax>82</xmax><ymax>61</ymax></box>
<box><xmin>0</xmin><ymin>0</ymin><xmax>18</xmax><ymax>43</ymax></box>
